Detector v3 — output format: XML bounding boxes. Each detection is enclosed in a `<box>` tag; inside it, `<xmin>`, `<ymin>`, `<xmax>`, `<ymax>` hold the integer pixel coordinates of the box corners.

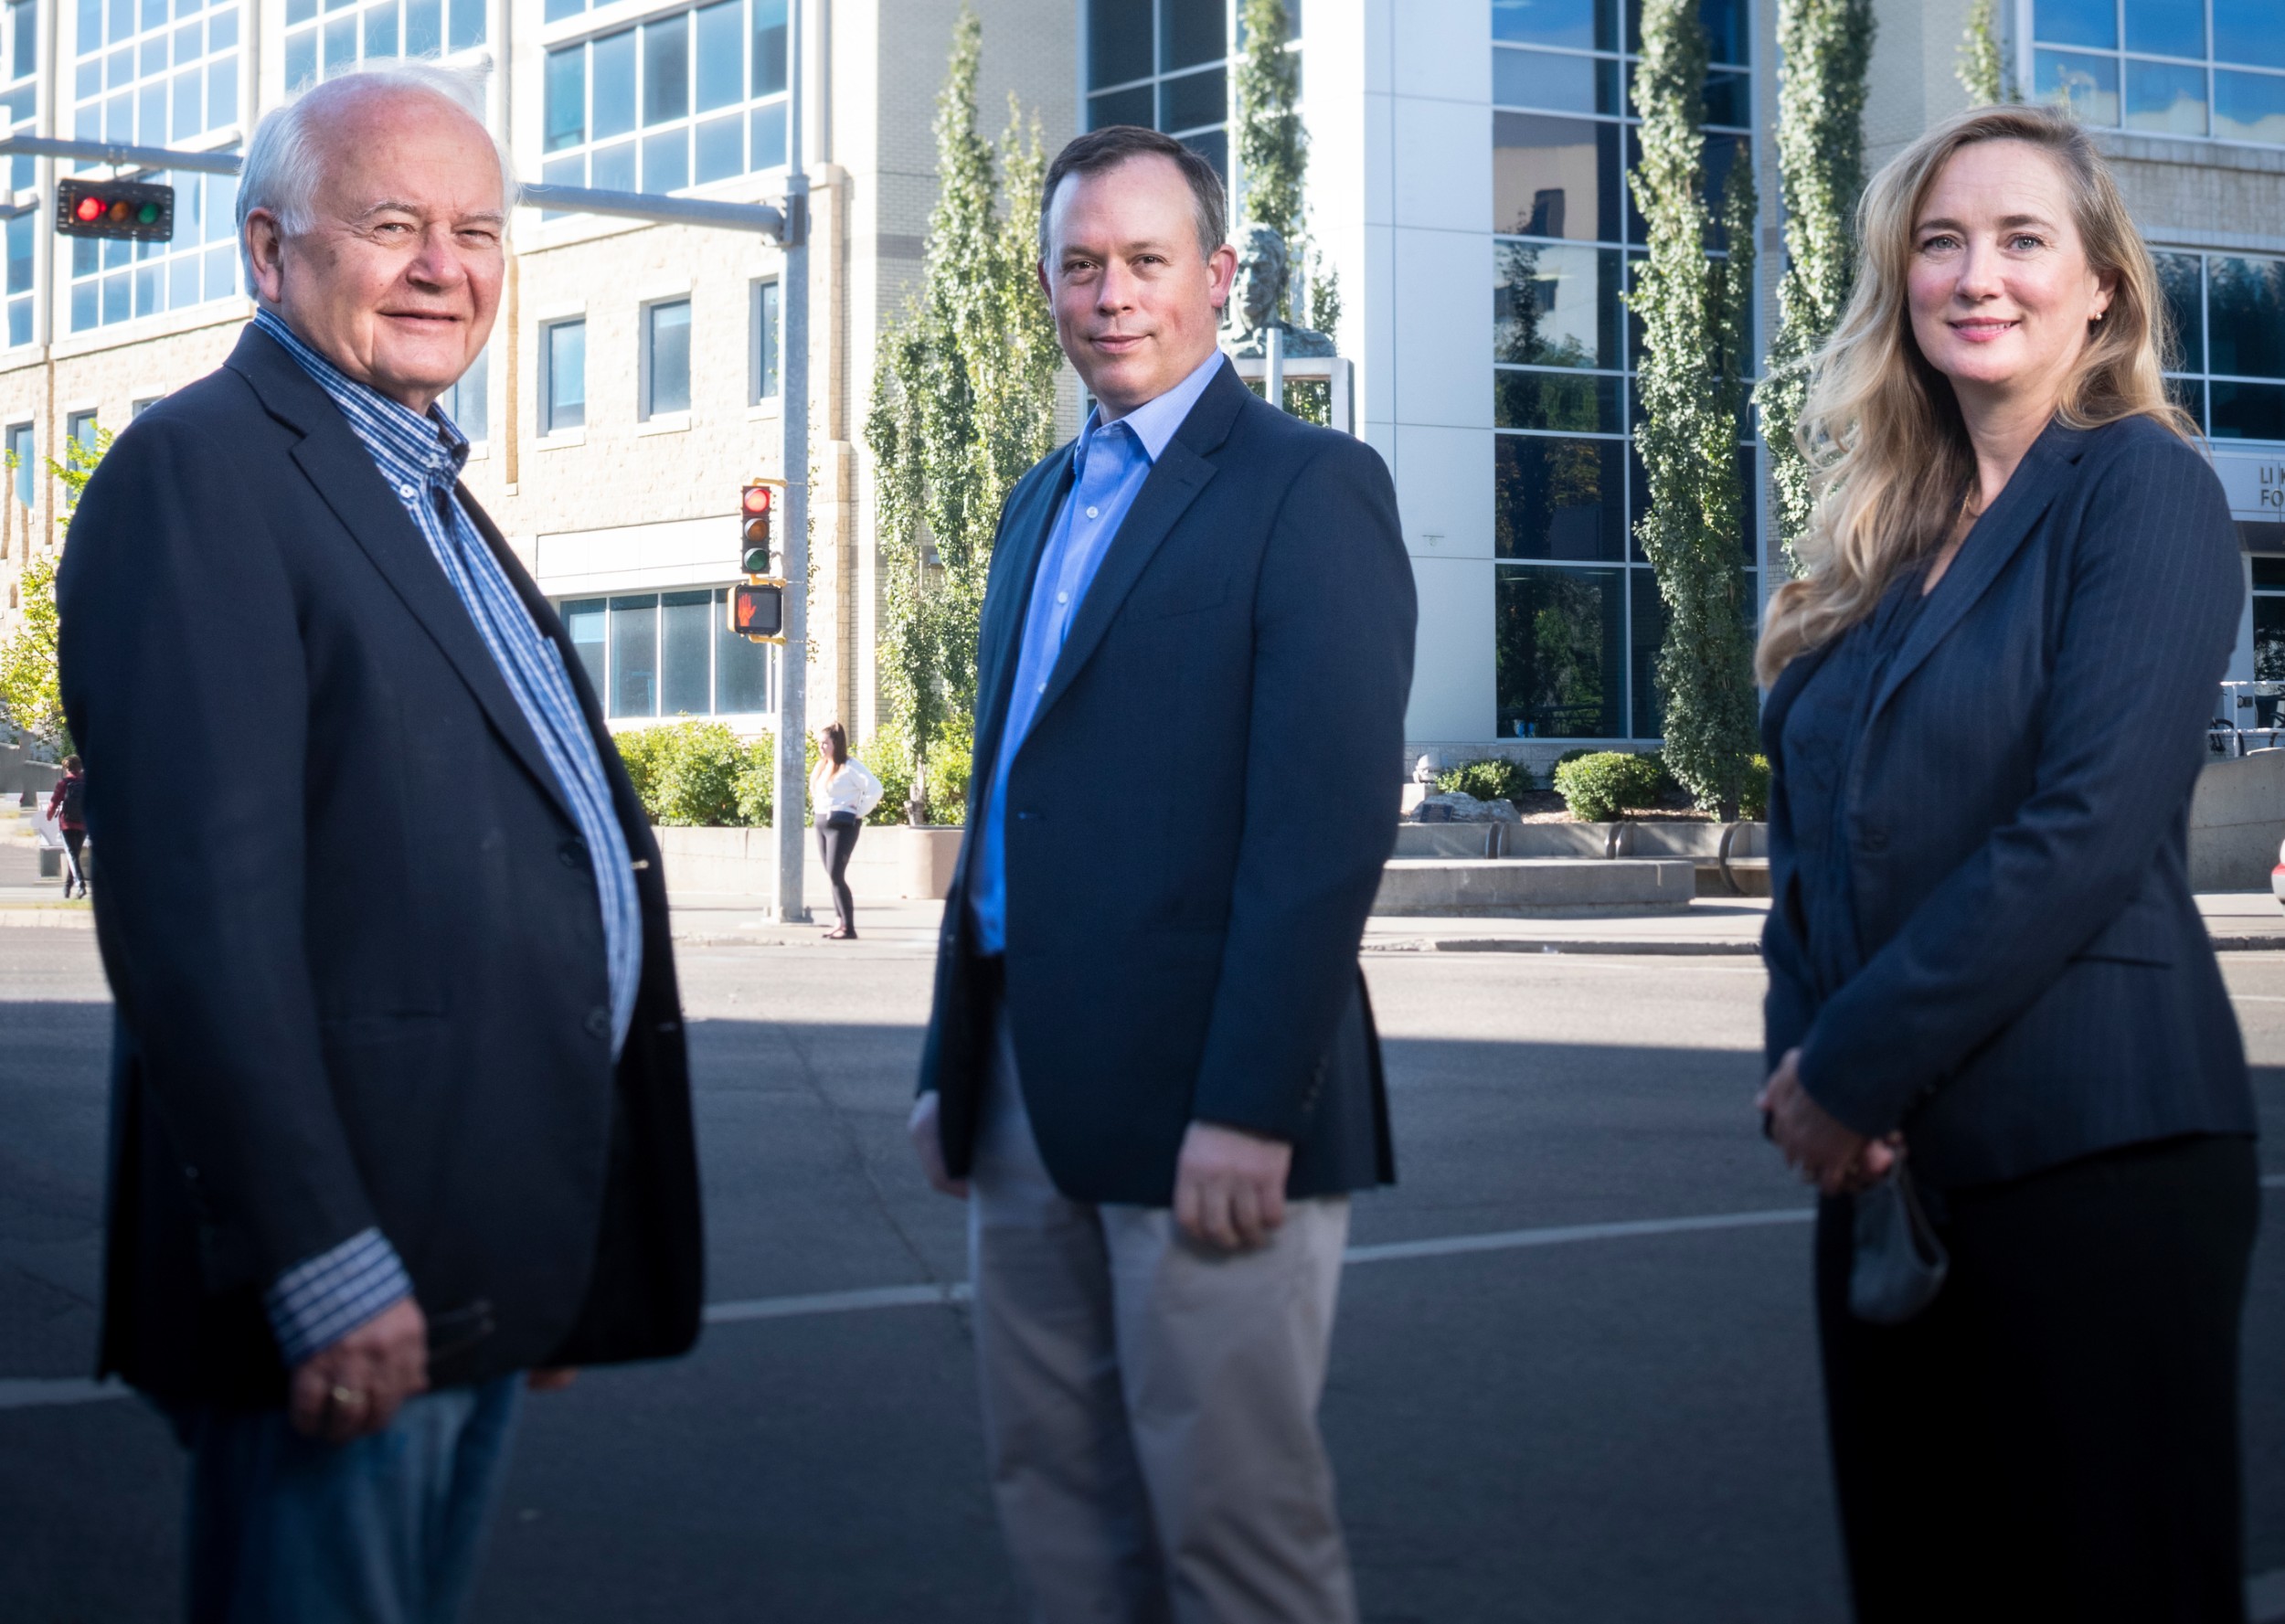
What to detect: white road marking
<box><xmin>7</xmin><ymin>1176</ymin><xmax>2280</xmax><ymax>1413</ymax></box>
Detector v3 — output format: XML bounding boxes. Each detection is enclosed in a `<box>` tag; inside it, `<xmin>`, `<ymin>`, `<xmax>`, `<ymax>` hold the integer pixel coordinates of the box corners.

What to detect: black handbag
<box><xmin>1849</xmin><ymin>1163</ymin><xmax>1950</xmax><ymax>1325</ymax></box>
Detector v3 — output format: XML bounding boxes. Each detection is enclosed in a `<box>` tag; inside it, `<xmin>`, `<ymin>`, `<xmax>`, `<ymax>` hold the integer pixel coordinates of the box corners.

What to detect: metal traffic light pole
<box><xmin>772</xmin><ymin>0</ymin><xmax>813</xmax><ymax>925</ymax></box>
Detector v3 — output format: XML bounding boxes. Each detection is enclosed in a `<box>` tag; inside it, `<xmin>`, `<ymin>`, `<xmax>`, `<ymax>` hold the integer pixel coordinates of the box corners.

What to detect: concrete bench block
<box><xmin>1392</xmin><ymin>824</ymin><xmax>1502</xmax><ymax>858</ymax></box>
<box><xmin>1372</xmin><ymin>858</ymin><xmax>1696</xmax><ymax>917</ymax></box>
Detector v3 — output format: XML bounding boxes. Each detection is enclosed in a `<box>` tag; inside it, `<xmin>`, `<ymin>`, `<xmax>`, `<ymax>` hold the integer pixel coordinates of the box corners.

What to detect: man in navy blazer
<box><xmin>908</xmin><ymin>126</ymin><xmax>1416</xmax><ymax>1622</ymax></box>
<box><xmin>58</xmin><ymin>67</ymin><xmax>700</xmax><ymax>1621</ymax></box>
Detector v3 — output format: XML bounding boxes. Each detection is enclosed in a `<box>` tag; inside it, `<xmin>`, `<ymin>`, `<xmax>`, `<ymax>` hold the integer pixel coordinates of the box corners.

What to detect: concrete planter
<box><xmin>2189</xmin><ymin>752</ymin><xmax>2285</xmax><ymax>893</ymax></box>
<box><xmin>651</xmin><ymin>823</ymin><xmax>965</xmax><ymax>902</ymax></box>
<box><xmin>1374</xmin><ymin>857</ymin><xmax>1696</xmax><ymax>917</ymax></box>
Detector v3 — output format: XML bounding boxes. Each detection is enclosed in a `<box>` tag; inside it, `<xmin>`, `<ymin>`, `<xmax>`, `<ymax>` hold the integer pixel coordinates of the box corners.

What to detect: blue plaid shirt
<box><xmin>253</xmin><ymin>309</ymin><xmax>643</xmax><ymax>1368</ymax></box>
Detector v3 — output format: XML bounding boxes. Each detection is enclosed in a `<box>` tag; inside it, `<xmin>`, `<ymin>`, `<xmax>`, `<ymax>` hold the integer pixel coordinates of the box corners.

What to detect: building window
<box><xmin>1491</xmin><ymin>0</ymin><xmax>1755</xmax><ymax>741</ymax></box>
<box><xmin>4</xmin><ymin>0</ymin><xmax>36</xmax><ymax>190</ymax></box>
<box><xmin>642</xmin><ymin>298</ymin><xmax>692</xmax><ymax>419</ymax></box>
<box><xmin>441</xmin><ymin>348</ymin><xmax>488</xmax><ymax>443</ymax></box>
<box><xmin>282</xmin><ymin>0</ymin><xmax>486</xmax><ymax>93</ymax></box>
<box><xmin>2254</xmin><ymin>560</ymin><xmax>2285</xmax><ymax>696</ymax></box>
<box><xmin>72</xmin><ymin>0</ymin><xmax>239</xmax><ymax>153</ymax></box>
<box><xmin>560</xmin><ymin>589</ymin><xmax>774</xmax><ymax>719</ymax></box>
<box><xmin>1081</xmin><ymin>0</ymin><xmax>1298</xmax><ymax>182</ymax></box>
<box><xmin>67</xmin><ymin>165</ymin><xmax>240</xmax><ymax>332</ymax></box>
<box><xmin>5</xmin><ymin>421</ymin><xmax>32</xmax><ymax>508</ymax></box>
<box><xmin>2035</xmin><ymin>0</ymin><xmax>2285</xmax><ymax>145</ymax></box>
<box><xmin>67</xmin><ymin>410</ymin><xmax>97</xmax><ymax>450</ymax></box>
<box><xmin>5</xmin><ymin>211</ymin><xmax>32</xmax><ymax>347</ymax></box>
<box><xmin>750</xmin><ymin>278</ymin><xmax>779</xmax><ymax>402</ymax></box>
<box><xmin>543</xmin><ymin>0</ymin><xmax>790</xmax><ymax>202</ymax></box>
<box><xmin>543</xmin><ymin>319</ymin><xmax>586</xmax><ymax>434</ymax></box>
<box><xmin>2156</xmin><ymin>249</ymin><xmax>2285</xmax><ymax>440</ymax></box>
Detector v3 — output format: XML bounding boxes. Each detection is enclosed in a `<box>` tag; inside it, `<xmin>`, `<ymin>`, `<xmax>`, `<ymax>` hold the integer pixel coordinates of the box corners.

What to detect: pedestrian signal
<box><xmin>729</xmin><ymin>580</ymin><xmax>784</xmax><ymax>642</ymax></box>
<box><xmin>57</xmin><ymin>179</ymin><xmax>175</xmax><ymax>242</ymax></box>
<box><xmin>741</xmin><ymin>481</ymin><xmax>779</xmax><ymax>576</ymax></box>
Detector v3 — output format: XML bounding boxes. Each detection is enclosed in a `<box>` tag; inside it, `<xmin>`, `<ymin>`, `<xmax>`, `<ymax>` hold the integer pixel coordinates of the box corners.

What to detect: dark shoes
<box><xmin>823</xmin><ymin>924</ymin><xmax>856</xmax><ymax>940</ymax></box>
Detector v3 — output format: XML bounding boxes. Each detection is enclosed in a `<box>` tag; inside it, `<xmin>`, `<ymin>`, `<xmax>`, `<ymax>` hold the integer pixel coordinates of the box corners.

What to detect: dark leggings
<box><xmin>62</xmin><ymin>829</ymin><xmax>86</xmax><ymax>891</ymax></box>
<box><xmin>1816</xmin><ymin>1132</ymin><xmax>2258</xmax><ymax>1624</ymax></box>
<box><xmin>815</xmin><ymin>812</ymin><xmax>860</xmax><ymax>931</ymax></box>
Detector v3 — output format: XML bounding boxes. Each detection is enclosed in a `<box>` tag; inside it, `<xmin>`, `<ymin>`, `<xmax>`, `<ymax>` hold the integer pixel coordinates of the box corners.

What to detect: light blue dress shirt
<box><xmin>967</xmin><ymin>348</ymin><xmax>1229</xmax><ymax>955</ymax></box>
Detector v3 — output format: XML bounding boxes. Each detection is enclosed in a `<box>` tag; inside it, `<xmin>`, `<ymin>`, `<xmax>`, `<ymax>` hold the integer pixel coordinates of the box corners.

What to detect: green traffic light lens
<box><xmin>137</xmin><ymin>202</ymin><xmax>160</xmax><ymax>225</ymax></box>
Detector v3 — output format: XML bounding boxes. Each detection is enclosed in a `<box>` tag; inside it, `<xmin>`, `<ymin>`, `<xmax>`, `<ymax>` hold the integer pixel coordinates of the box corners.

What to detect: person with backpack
<box><xmin>46</xmin><ymin>756</ymin><xmax>87</xmax><ymax>899</ymax></box>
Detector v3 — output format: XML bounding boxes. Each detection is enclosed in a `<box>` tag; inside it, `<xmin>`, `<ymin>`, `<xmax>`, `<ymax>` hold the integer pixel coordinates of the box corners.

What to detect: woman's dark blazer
<box><xmin>1761</xmin><ymin>415</ymin><xmax>2255</xmax><ymax>1187</ymax></box>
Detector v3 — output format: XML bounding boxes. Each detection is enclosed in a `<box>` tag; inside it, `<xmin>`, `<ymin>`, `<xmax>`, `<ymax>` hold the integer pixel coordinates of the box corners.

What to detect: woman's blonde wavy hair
<box><xmin>1756</xmin><ymin>103</ymin><xmax>2195</xmax><ymax>683</ymax></box>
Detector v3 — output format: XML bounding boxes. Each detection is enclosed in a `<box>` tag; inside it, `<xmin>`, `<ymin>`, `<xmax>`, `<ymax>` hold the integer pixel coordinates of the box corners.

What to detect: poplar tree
<box><xmin>864</xmin><ymin>8</ymin><xmax>1058</xmax><ymax>808</ymax></box>
<box><xmin>1957</xmin><ymin>0</ymin><xmax>2012</xmax><ymax>104</ymax></box>
<box><xmin>1629</xmin><ymin>0</ymin><xmax>1760</xmax><ymax>819</ymax></box>
<box><xmin>1756</xmin><ymin>0</ymin><xmax>1875</xmax><ymax>572</ymax></box>
<box><xmin>1234</xmin><ymin>0</ymin><xmax>1338</xmax><ymax>422</ymax></box>
<box><xmin>1233</xmin><ymin>0</ymin><xmax>1304</xmax><ymax>262</ymax></box>
<box><xmin>0</xmin><ymin>432</ymin><xmax>105</xmax><ymax>753</ymax></box>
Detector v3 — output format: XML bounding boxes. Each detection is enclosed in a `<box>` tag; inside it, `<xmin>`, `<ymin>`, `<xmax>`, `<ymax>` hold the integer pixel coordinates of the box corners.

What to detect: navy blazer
<box><xmin>918</xmin><ymin>359</ymin><xmax>1418</xmax><ymax>1204</ymax></box>
<box><xmin>1762</xmin><ymin>415</ymin><xmax>2255</xmax><ymax>1187</ymax></box>
<box><xmin>58</xmin><ymin>325</ymin><xmax>704</xmax><ymax>1405</ymax></box>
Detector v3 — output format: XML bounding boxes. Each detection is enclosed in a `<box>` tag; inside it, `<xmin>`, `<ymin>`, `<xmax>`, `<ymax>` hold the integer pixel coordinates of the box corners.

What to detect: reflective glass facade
<box><xmin>2157</xmin><ymin>249</ymin><xmax>2285</xmax><ymax>442</ymax></box>
<box><xmin>1492</xmin><ymin>0</ymin><xmax>1754</xmax><ymax>741</ymax></box>
<box><xmin>543</xmin><ymin>0</ymin><xmax>790</xmax><ymax>199</ymax></box>
<box><xmin>2035</xmin><ymin>0</ymin><xmax>2285</xmax><ymax>144</ymax></box>
<box><xmin>282</xmin><ymin>0</ymin><xmax>486</xmax><ymax>93</ymax></box>
<box><xmin>1081</xmin><ymin>0</ymin><xmax>1302</xmax><ymax>183</ymax></box>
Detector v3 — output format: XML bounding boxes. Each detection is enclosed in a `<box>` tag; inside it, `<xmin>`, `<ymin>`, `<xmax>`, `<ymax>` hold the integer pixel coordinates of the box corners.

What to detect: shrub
<box><xmin>1551</xmin><ymin>750</ymin><xmax>1667</xmax><ymax>823</ymax></box>
<box><xmin>1555</xmin><ymin>747</ymin><xmax>1596</xmax><ymax>767</ymax></box>
<box><xmin>1436</xmin><ymin>757</ymin><xmax>1535</xmax><ymax>802</ymax></box>
<box><xmin>863</xmin><ymin>715</ymin><xmax>974</xmax><ymax>825</ymax></box>
<box><xmin>611</xmin><ymin>721</ymin><xmax>749</xmax><ymax>825</ymax></box>
<box><xmin>1738</xmin><ymin>754</ymin><xmax>1770</xmax><ymax>822</ymax></box>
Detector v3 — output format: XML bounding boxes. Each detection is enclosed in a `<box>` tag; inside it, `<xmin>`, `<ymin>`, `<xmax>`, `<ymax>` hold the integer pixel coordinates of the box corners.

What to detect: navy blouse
<box><xmin>1779</xmin><ymin>568</ymin><xmax>1932</xmax><ymax>1003</ymax></box>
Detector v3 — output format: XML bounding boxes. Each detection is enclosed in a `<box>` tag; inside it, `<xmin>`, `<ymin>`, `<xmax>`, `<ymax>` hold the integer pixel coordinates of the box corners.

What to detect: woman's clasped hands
<box><xmin>1757</xmin><ymin>1047</ymin><xmax>1903</xmax><ymax>1196</ymax></box>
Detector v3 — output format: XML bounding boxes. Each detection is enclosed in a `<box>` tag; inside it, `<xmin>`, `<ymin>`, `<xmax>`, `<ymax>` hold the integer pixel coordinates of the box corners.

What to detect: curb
<box><xmin>1366</xmin><ymin>937</ymin><xmax>1762</xmax><ymax>957</ymax></box>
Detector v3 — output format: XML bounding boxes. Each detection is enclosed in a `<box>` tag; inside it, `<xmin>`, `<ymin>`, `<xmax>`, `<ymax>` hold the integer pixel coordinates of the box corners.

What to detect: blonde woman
<box><xmin>1752</xmin><ymin>107</ymin><xmax>2256</xmax><ymax>1621</ymax></box>
<box><xmin>810</xmin><ymin>722</ymin><xmax>882</xmax><ymax>939</ymax></box>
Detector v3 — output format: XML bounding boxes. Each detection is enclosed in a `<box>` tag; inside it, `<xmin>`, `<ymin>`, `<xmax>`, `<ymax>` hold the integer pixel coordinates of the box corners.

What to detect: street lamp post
<box><xmin>772</xmin><ymin>2</ymin><xmax>813</xmax><ymax>924</ymax></box>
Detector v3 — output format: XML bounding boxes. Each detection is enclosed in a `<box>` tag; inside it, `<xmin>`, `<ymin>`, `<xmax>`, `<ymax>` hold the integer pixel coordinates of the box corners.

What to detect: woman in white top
<box><xmin>810</xmin><ymin>722</ymin><xmax>883</xmax><ymax>939</ymax></box>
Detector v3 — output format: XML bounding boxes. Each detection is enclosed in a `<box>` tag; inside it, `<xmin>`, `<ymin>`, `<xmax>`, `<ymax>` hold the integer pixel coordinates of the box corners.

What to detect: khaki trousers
<box><xmin>968</xmin><ymin>1011</ymin><xmax>1356</xmax><ymax>1624</ymax></box>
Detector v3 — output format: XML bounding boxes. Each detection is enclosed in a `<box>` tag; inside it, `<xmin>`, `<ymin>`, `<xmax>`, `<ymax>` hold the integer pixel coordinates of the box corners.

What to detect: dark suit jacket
<box><xmin>1762</xmin><ymin>415</ymin><xmax>2255</xmax><ymax>1187</ymax></box>
<box><xmin>917</xmin><ymin>359</ymin><xmax>1418</xmax><ymax>1205</ymax></box>
<box><xmin>58</xmin><ymin>324</ymin><xmax>704</xmax><ymax>1406</ymax></box>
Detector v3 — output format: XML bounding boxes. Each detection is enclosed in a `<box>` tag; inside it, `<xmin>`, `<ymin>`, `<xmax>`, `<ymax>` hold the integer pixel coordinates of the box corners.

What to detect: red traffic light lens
<box><xmin>74</xmin><ymin>196</ymin><xmax>104</xmax><ymax>222</ymax></box>
<box><xmin>741</xmin><ymin>484</ymin><xmax>772</xmax><ymax>515</ymax></box>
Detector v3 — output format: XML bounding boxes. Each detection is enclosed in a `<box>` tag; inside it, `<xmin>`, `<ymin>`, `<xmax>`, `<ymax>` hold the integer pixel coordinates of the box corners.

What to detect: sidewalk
<box><xmin>8</xmin><ymin>871</ymin><xmax>2285</xmax><ymax>954</ymax></box>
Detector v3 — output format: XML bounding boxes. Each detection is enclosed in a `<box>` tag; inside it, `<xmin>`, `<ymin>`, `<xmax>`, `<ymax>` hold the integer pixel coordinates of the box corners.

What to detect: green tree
<box><xmin>864</xmin><ymin>7</ymin><xmax>1059</xmax><ymax>814</ymax></box>
<box><xmin>1628</xmin><ymin>0</ymin><xmax>1760</xmax><ymax>819</ymax></box>
<box><xmin>1234</xmin><ymin>0</ymin><xmax>1339</xmax><ymax>428</ymax></box>
<box><xmin>1957</xmin><ymin>0</ymin><xmax>2014</xmax><ymax>104</ymax></box>
<box><xmin>1756</xmin><ymin>0</ymin><xmax>1875</xmax><ymax>573</ymax></box>
<box><xmin>0</xmin><ymin>430</ymin><xmax>108</xmax><ymax>752</ymax></box>
<box><xmin>1234</xmin><ymin>0</ymin><xmax>1304</xmax><ymax>256</ymax></box>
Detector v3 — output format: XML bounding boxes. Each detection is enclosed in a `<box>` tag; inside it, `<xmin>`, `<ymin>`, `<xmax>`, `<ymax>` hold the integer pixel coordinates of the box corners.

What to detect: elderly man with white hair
<box><xmin>56</xmin><ymin>63</ymin><xmax>704</xmax><ymax>1624</ymax></box>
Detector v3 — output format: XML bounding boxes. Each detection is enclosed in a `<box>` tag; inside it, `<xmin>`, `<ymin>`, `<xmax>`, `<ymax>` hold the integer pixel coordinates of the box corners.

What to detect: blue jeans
<box><xmin>171</xmin><ymin>1376</ymin><xmax>522</xmax><ymax>1624</ymax></box>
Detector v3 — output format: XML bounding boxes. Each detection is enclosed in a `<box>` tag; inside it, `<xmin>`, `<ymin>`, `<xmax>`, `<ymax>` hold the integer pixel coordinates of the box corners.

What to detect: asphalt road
<box><xmin>2</xmin><ymin>927</ymin><xmax>2280</xmax><ymax>1623</ymax></box>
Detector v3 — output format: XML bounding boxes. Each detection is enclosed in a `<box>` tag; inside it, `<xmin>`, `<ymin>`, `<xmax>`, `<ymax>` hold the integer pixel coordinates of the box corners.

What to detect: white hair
<box><xmin>237</xmin><ymin>59</ymin><xmax>519</xmax><ymax>286</ymax></box>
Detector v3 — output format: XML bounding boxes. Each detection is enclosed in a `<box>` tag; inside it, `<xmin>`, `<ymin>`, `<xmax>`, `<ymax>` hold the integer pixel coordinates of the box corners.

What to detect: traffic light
<box><xmin>740</xmin><ymin>481</ymin><xmax>776</xmax><ymax>575</ymax></box>
<box><xmin>733</xmin><ymin>476</ymin><xmax>788</xmax><ymax>642</ymax></box>
<box><xmin>57</xmin><ymin>179</ymin><xmax>174</xmax><ymax>242</ymax></box>
<box><xmin>729</xmin><ymin>580</ymin><xmax>784</xmax><ymax>641</ymax></box>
